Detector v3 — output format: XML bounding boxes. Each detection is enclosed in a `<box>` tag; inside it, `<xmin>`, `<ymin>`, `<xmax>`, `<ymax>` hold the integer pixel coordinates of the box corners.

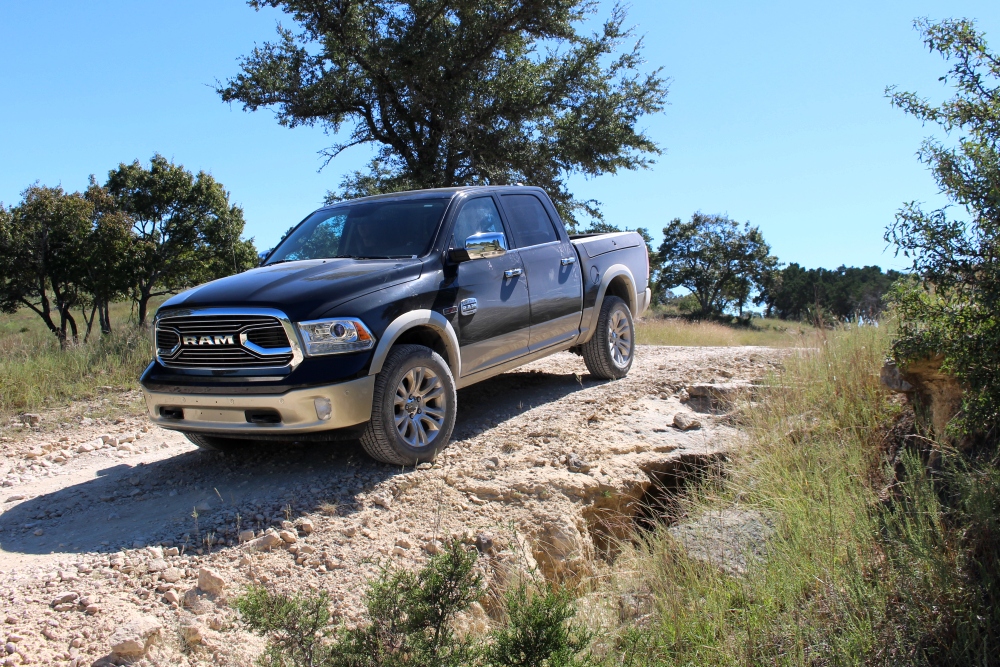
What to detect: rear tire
<box><xmin>184</xmin><ymin>433</ymin><xmax>242</xmax><ymax>453</ymax></box>
<box><xmin>581</xmin><ymin>296</ymin><xmax>635</xmax><ymax>380</ymax></box>
<box><xmin>360</xmin><ymin>344</ymin><xmax>457</xmax><ymax>465</ymax></box>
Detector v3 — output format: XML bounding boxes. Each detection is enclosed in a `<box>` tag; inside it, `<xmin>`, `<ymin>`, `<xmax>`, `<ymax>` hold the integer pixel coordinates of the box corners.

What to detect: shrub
<box><xmin>236</xmin><ymin>539</ymin><xmax>591</xmax><ymax>667</ymax></box>
<box><xmin>886</xmin><ymin>18</ymin><xmax>1000</xmax><ymax>438</ymax></box>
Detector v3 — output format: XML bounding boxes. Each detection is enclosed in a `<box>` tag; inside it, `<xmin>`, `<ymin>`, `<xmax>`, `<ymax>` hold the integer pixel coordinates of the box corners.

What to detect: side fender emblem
<box><xmin>460</xmin><ymin>298</ymin><xmax>478</xmax><ymax>316</ymax></box>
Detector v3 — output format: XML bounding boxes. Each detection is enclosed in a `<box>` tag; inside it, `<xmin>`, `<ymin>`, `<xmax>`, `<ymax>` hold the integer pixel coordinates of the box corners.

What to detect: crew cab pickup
<box><xmin>140</xmin><ymin>186</ymin><xmax>650</xmax><ymax>464</ymax></box>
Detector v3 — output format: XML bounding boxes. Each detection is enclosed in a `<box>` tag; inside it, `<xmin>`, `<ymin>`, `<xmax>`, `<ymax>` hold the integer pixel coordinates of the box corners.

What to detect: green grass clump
<box><xmin>635</xmin><ymin>316</ymin><xmax>811</xmax><ymax>348</ymax></box>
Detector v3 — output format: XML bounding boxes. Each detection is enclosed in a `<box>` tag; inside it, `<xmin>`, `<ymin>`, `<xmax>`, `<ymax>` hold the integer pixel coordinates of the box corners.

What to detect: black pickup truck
<box><xmin>141</xmin><ymin>186</ymin><xmax>650</xmax><ymax>464</ymax></box>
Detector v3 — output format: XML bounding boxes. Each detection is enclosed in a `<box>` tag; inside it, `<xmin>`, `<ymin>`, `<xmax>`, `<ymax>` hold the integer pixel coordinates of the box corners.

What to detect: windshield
<box><xmin>265</xmin><ymin>198</ymin><xmax>450</xmax><ymax>264</ymax></box>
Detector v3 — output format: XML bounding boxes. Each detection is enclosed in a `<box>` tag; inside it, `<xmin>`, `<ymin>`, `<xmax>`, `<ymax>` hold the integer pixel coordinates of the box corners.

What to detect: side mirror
<box><xmin>448</xmin><ymin>232</ymin><xmax>508</xmax><ymax>263</ymax></box>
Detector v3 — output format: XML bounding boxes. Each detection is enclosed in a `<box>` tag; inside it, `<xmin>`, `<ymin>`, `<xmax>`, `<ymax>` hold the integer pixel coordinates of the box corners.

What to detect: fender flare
<box><xmin>368</xmin><ymin>310</ymin><xmax>462</xmax><ymax>379</ymax></box>
<box><xmin>579</xmin><ymin>264</ymin><xmax>638</xmax><ymax>345</ymax></box>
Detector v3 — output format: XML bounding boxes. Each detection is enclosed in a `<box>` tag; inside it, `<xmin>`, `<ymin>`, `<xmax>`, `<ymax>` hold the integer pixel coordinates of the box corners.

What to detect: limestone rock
<box><xmin>278</xmin><ymin>530</ymin><xmax>297</xmax><ymax>544</ymax></box>
<box><xmin>109</xmin><ymin>615</ymin><xmax>161</xmax><ymax>658</ymax></box>
<box><xmin>179</xmin><ymin>621</ymin><xmax>205</xmax><ymax>645</ymax></box>
<box><xmin>534</xmin><ymin>517</ymin><xmax>592</xmax><ymax>583</ymax></box>
<box><xmin>161</xmin><ymin>567</ymin><xmax>182</xmax><ymax>584</ymax></box>
<box><xmin>673</xmin><ymin>412</ymin><xmax>702</xmax><ymax>431</ymax></box>
<box><xmin>298</xmin><ymin>518</ymin><xmax>315</xmax><ymax>534</ymax></box>
<box><xmin>668</xmin><ymin>509</ymin><xmax>774</xmax><ymax>576</ymax></box>
<box><xmin>146</xmin><ymin>558</ymin><xmax>168</xmax><ymax>573</ymax></box>
<box><xmin>197</xmin><ymin>568</ymin><xmax>225</xmax><ymax>595</ymax></box>
<box><xmin>247</xmin><ymin>533</ymin><xmax>283</xmax><ymax>551</ymax></box>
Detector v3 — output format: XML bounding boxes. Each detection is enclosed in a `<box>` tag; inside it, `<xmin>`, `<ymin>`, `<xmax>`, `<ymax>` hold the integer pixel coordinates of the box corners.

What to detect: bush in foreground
<box><xmin>235</xmin><ymin>539</ymin><xmax>590</xmax><ymax>667</ymax></box>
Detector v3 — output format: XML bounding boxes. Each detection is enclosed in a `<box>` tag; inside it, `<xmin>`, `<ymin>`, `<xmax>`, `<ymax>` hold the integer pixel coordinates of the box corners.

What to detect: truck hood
<box><xmin>159</xmin><ymin>258</ymin><xmax>423</xmax><ymax>322</ymax></box>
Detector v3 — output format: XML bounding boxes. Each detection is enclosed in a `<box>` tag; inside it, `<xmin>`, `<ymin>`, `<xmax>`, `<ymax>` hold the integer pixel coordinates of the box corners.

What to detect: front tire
<box><xmin>184</xmin><ymin>433</ymin><xmax>242</xmax><ymax>453</ymax></box>
<box><xmin>581</xmin><ymin>295</ymin><xmax>635</xmax><ymax>380</ymax></box>
<box><xmin>360</xmin><ymin>344</ymin><xmax>457</xmax><ymax>465</ymax></box>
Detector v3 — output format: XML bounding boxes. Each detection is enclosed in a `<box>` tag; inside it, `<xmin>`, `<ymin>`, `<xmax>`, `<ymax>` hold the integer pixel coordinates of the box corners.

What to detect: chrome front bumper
<box><xmin>142</xmin><ymin>375</ymin><xmax>375</xmax><ymax>434</ymax></box>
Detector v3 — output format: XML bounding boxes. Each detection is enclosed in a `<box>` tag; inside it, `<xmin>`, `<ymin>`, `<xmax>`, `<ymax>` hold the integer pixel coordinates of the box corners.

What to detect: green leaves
<box><xmin>887</xmin><ymin>19</ymin><xmax>1000</xmax><ymax>437</ymax></box>
<box><xmin>656</xmin><ymin>213</ymin><xmax>778</xmax><ymax>318</ymax></box>
<box><xmin>235</xmin><ymin>538</ymin><xmax>592</xmax><ymax>667</ymax></box>
<box><xmin>104</xmin><ymin>154</ymin><xmax>258</xmax><ymax>324</ymax></box>
<box><xmin>220</xmin><ymin>0</ymin><xmax>668</xmax><ymax>231</ymax></box>
<box><xmin>0</xmin><ymin>155</ymin><xmax>257</xmax><ymax>339</ymax></box>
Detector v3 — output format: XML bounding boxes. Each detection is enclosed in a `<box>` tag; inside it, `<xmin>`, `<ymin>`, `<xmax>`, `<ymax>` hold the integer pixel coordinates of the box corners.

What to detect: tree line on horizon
<box><xmin>0</xmin><ymin>155</ymin><xmax>257</xmax><ymax>346</ymax></box>
<box><xmin>633</xmin><ymin>211</ymin><xmax>903</xmax><ymax>323</ymax></box>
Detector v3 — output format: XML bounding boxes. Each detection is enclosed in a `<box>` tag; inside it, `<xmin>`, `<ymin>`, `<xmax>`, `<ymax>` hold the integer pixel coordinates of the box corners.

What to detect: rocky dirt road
<box><xmin>0</xmin><ymin>345</ymin><xmax>785</xmax><ymax>666</ymax></box>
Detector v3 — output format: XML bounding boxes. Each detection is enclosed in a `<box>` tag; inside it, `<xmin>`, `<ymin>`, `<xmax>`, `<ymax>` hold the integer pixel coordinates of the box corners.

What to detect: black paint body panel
<box><xmin>140</xmin><ymin>187</ymin><xmax>648</xmax><ymax>396</ymax></box>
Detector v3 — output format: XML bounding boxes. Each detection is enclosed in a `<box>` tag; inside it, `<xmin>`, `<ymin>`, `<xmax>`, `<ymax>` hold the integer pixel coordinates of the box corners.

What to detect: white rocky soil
<box><xmin>0</xmin><ymin>345</ymin><xmax>786</xmax><ymax>666</ymax></box>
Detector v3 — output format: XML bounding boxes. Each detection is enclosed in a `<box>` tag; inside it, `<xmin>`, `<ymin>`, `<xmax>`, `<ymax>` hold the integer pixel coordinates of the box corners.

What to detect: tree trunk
<box><xmin>100</xmin><ymin>301</ymin><xmax>112</xmax><ymax>334</ymax></box>
<box><xmin>137</xmin><ymin>288</ymin><xmax>151</xmax><ymax>327</ymax></box>
<box><xmin>83</xmin><ymin>303</ymin><xmax>98</xmax><ymax>343</ymax></box>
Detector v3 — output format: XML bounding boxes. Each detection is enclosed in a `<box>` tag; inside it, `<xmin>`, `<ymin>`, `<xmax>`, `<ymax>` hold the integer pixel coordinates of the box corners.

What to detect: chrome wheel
<box><xmin>608</xmin><ymin>308</ymin><xmax>633</xmax><ymax>368</ymax></box>
<box><xmin>393</xmin><ymin>366</ymin><xmax>446</xmax><ymax>448</ymax></box>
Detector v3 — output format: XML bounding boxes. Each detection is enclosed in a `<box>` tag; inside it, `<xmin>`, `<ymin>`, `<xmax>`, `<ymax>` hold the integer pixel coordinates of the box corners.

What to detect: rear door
<box><xmin>449</xmin><ymin>195</ymin><xmax>531</xmax><ymax>376</ymax></box>
<box><xmin>499</xmin><ymin>193</ymin><xmax>583</xmax><ymax>351</ymax></box>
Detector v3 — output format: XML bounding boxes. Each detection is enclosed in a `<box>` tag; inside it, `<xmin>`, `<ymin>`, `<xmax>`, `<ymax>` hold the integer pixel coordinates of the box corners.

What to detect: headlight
<box><xmin>296</xmin><ymin>318</ymin><xmax>376</xmax><ymax>356</ymax></box>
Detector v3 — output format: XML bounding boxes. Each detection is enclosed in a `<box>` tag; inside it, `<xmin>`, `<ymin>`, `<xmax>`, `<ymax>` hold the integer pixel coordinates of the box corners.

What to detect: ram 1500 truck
<box><xmin>140</xmin><ymin>186</ymin><xmax>651</xmax><ymax>464</ymax></box>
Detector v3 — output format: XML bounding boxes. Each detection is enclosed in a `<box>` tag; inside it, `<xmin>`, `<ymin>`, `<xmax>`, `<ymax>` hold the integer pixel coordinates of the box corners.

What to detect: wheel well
<box><xmin>393</xmin><ymin>326</ymin><xmax>452</xmax><ymax>369</ymax></box>
<box><xmin>605</xmin><ymin>276</ymin><xmax>635</xmax><ymax>313</ymax></box>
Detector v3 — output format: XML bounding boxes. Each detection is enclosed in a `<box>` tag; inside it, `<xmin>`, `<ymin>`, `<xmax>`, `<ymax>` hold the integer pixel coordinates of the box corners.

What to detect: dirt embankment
<box><xmin>0</xmin><ymin>345</ymin><xmax>785</xmax><ymax>666</ymax></box>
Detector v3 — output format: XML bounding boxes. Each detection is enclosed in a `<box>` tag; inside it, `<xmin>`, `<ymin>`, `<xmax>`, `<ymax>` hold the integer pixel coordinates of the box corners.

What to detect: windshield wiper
<box><xmin>334</xmin><ymin>255</ymin><xmax>416</xmax><ymax>260</ymax></box>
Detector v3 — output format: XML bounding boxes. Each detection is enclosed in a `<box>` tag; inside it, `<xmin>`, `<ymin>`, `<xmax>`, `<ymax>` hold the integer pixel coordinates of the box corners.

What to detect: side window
<box><xmin>451</xmin><ymin>197</ymin><xmax>505</xmax><ymax>246</ymax></box>
<box><xmin>501</xmin><ymin>194</ymin><xmax>558</xmax><ymax>247</ymax></box>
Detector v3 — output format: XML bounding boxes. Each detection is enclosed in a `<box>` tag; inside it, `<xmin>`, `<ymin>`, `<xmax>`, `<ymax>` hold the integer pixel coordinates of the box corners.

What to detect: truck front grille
<box><xmin>155</xmin><ymin>314</ymin><xmax>295</xmax><ymax>369</ymax></box>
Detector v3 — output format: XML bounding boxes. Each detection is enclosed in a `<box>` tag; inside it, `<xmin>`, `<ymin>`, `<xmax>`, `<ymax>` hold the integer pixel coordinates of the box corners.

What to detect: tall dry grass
<box><xmin>0</xmin><ymin>302</ymin><xmax>153</xmax><ymax>419</ymax></box>
<box><xmin>593</xmin><ymin>325</ymin><xmax>905</xmax><ymax>664</ymax></box>
<box><xmin>636</xmin><ymin>316</ymin><xmax>813</xmax><ymax>348</ymax></box>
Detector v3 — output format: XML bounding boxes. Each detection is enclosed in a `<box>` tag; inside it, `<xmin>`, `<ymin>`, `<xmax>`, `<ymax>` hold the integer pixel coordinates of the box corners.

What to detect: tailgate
<box><xmin>569</xmin><ymin>231</ymin><xmax>643</xmax><ymax>258</ymax></box>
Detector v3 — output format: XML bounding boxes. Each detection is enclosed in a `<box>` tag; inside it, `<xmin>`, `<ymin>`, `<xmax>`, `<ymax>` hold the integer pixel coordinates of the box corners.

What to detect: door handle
<box><xmin>560</xmin><ymin>257</ymin><xmax>576</xmax><ymax>266</ymax></box>
<box><xmin>504</xmin><ymin>268</ymin><xmax>523</xmax><ymax>278</ymax></box>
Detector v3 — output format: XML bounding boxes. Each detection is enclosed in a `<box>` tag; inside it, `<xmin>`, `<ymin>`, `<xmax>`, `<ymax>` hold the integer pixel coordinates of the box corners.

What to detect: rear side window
<box><xmin>501</xmin><ymin>194</ymin><xmax>559</xmax><ymax>247</ymax></box>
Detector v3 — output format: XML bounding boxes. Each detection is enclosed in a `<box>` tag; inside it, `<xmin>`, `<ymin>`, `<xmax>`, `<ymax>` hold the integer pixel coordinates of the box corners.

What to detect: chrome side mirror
<box><xmin>449</xmin><ymin>232</ymin><xmax>508</xmax><ymax>262</ymax></box>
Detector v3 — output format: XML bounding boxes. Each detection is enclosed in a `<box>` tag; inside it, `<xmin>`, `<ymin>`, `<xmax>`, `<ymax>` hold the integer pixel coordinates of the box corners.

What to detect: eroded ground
<box><xmin>0</xmin><ymin>345</ymin><xmax>785</xmax><ymax>666</ymax></box>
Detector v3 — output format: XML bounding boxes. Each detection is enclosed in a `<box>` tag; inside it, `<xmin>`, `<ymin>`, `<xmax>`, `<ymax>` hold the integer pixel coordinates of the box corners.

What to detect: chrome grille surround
<box><xmin>154</xmin><ymin>307</ymin><xmax>304</xmax><ymax>373</ymax></box>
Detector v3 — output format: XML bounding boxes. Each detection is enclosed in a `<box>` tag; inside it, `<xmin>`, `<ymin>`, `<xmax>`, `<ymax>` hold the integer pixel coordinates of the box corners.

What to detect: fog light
<box><xmin>314</xmin><ymin>397</ymin><xmax>333</xmax><ymax>421</ymax></box>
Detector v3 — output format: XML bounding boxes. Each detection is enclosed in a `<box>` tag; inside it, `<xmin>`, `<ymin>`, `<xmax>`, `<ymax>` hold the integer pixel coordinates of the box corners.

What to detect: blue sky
<box><xmin>2</xmin><ymin>1</ymin><xmax>998</xmax><ymax>270</ymax></box>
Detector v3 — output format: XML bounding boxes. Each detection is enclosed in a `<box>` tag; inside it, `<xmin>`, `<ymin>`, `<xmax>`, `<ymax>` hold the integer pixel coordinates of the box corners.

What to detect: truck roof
<box><xmin>317</xmin><ymin>185</ymin><xmax>547</xmax><ymax>210</ymax></box>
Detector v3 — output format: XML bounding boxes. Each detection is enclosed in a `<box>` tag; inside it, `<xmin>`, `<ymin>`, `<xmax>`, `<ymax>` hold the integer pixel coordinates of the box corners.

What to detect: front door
<box><xmin>499</xmin><ymin>193</ymin><xmax>583</xmax><ymax>351</ymax></box>
<box><xmin>450</xmin><ymin>196</ymin><xmax>531</xmax><ymax>376</ymax></box>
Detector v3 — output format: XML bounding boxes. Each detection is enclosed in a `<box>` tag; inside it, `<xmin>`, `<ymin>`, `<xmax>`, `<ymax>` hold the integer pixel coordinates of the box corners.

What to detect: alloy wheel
<box><xmin>608</xmin><ymin>308</ymin><xmax>632</xmax><ymax>368</ymax></box>
<box><xmin>393</xmin><ymin>366</ymin><xmax>446</xmax><ymax>447</ymax></box>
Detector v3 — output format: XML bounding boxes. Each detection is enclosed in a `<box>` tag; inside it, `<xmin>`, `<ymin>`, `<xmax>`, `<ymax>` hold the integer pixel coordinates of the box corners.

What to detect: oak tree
<box><xmin>218</xmin><ymin>0</ymin><xmax>668</xmax><ymax>229</ymax></box>
<box><xmin>657</xmin><ymin>213</ymin><xmax>777</xmax><ymax>318</ymax></box>
<box><xmin>0</xmin><ymin>186</ymin><xmax>93</xmax><ymax>345</ymax></box>
<box><xmin>102</xmin><ymin>154</ymin><xmax>258</xmax><ymax>325</ymax></box>
<box><xmin>887</xmin><ymin>18</ymin><xmax>1000</xmax><ymax>435</ymax></box>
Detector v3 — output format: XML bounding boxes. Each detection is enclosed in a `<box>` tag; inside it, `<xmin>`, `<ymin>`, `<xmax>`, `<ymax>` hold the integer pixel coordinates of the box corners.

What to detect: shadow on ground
<box><xmin>0</xmin><ymin>369</ymin><xmax>598</xmax><ymax>557</ymax></box>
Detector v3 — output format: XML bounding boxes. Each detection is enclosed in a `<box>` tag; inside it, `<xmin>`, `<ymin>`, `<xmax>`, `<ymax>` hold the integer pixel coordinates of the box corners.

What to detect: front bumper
<box><xmin>142</xmin><ymin>375</ymin><xmax>376</xmax><ymax>434</ymax></box>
